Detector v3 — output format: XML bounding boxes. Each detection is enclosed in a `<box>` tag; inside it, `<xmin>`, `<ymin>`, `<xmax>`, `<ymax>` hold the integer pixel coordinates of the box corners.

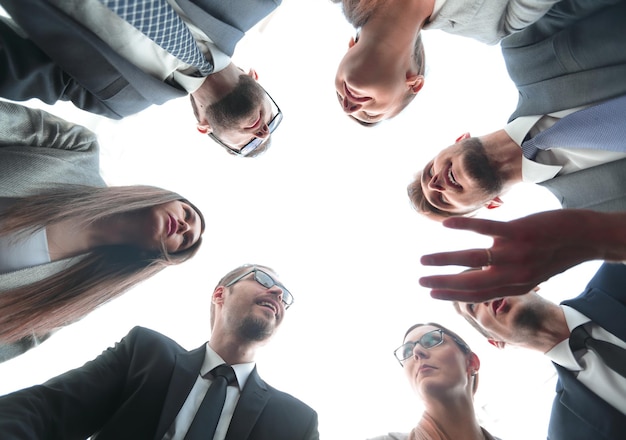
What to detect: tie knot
<box><xmin>569</xmin><ymin>325</ymin><xmax>591</xmax><ymax>353</ymax></box>
<box><xmin>211</xmin><ymin>364</ymin><xmax>237</xmax><ymax>385</ymax></box>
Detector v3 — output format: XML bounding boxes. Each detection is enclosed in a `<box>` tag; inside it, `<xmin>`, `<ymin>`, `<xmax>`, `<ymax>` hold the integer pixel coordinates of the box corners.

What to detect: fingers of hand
<box><xmin>421</xmin><ymin>249</ymin><xmax>493</xmax><ymax>268</ymax></box>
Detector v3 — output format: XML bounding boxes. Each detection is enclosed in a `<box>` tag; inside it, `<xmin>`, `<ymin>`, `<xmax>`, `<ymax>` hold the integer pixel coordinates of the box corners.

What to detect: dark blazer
<box><xmin>549</xmin><ymin>263</ymin><xmax>626</xmax><ymax>440</ymax></box>
<box><xmin>0</xmin><ymin>327</ymin><xmax>319</xmax><ymax>440</ymax></box>
<box><xmin>502</xmin><ymin>0</ymin><xmax>626</xmax><ymax>121</ymax></box>
<box><xmin>0</xmin><ymin>0</ymin><xmax>280</xmax><ymax>119</ymax></box>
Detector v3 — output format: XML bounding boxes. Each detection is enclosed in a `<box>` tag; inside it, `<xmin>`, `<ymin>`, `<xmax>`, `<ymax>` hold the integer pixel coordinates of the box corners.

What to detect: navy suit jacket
<box><xmin>0</xmin><ymin>327</ymin><xmax>319</xmax><ymax>440</ymax></box>
<box><xmin>0</xmin><ymin>0</ymin><xmax>280</xmax><ymax>119</ymax></box>
<box><xmin>550</xmin><ymin>263</ymin><xmax>626</xmax><ymax>440</ymax></box>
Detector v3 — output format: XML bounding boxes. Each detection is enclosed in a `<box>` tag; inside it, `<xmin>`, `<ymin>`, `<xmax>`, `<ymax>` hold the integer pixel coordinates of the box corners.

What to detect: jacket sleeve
<box><xmin>0</xmin><ymin>328</ymin><xmax>141</xmax><ymax>440</ymax></box>
<box><xmin>0</xmin><ymin>100</ymin><xmax>99</xmax><ymax>155</ymax></box>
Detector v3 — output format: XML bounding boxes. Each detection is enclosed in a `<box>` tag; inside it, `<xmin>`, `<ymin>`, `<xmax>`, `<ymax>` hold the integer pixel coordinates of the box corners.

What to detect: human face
<box><xmin>145</xmin><ymin>200</ymin><xmax>202</xmax><ymax>254</ymax></box>
<box><xmin>401</xmin><ymin>325</ymin><xmax>474</xmax><ymax>399</ymax></box>
<box><xmin>459</xmin><ymin>291</ymin><xmax>547</xmax><ymax>347</ymax></box>
<box><xmin>220</xmin><ymin>268</ymin><xmax>287</xmax><ymax>341</ymax></box>
<box><xmin>206</xmin><ymin>75</ymin><xmax>278</xmax><ymax>153</ymax></box>
<box><xmin>334</xmin><ymin>37</ymin><xmax>416</xmax><ymax>124</ymax></box>
<box><xmin>420</xmin><ymin>140</ymin><xmax>502</xmax><ymax>214</ymax></box>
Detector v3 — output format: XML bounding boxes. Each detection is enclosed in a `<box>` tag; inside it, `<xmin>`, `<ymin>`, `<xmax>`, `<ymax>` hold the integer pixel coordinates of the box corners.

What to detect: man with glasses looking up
<box><xmin>0</xmin><ymin>0</ymin><xmax>282</xmax><ymax>157</ymax></box>
<box><xmin>0</xmin><ymin>264</ymin><xmax>319</xmax><ymax>439</ymax></box>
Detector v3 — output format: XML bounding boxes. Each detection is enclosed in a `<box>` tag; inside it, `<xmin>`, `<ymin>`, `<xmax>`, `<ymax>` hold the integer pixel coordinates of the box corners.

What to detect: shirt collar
<box><xmin>545</xmin><ymin>305</ymin><xmax>591</xmax><ymax>371</ymax></box>
<box><xmin>201</xmin><ymin>343</ymin><xmax>256</xmax><ymax>390</ymax></box>
<box><xmin>504</xmin><ymin>116</ymin><xmax>562</xmax><ymax>182</ymax></box>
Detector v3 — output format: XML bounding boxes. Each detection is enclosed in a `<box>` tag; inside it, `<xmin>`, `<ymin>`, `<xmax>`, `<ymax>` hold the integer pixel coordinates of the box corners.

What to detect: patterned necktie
<box><xmin>100</xmin><ymin>0</ymin><xmax>213</xmax><ymax>75</ymax></box>
<box><xmin>184</xmin><ymin>364</ymin><xmax>237</xmax><ymax>440</ymax></box>
<box><xmin>521</xmin><ymin>94</ymin><xmax>626</xmax><ymax>160</ymax></box>
<box><xmin>569</xmin><ymin>324</ymin><xmax>626</xmax><ymax>378</ymax></box>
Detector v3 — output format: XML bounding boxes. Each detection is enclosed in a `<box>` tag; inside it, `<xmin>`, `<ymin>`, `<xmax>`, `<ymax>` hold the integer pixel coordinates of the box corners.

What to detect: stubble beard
<box><xmin>237</xmin><ymin>316</ymin><xmax>275</xmax><ymax>342</ymax></box>
<box><xmin>512</xmin><ymin>301</ymin><xmax>550</xmax><ymax>340</ymax></box>
<box><xmin>463</xmin><ymin>144</ymin><xmax>503</xmax><ymax>197</ymax></box>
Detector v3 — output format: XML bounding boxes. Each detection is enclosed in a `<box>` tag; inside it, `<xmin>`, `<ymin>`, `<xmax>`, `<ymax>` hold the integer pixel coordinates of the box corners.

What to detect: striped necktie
<box><xmin>101</xmin><ymin>0</ymin><xmax>214</xmax><ymax>75</ymax></box>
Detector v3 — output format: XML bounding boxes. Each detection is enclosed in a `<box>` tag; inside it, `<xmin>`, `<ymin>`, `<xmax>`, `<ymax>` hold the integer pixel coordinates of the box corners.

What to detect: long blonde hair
<box><xmin>0</xmin><ymin>185</ymin><xmax>205</xmax><ymax>343</ymax></box>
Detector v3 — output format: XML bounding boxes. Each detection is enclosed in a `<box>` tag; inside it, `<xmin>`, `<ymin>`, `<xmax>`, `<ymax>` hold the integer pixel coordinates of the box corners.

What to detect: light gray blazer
<box><xmin>0</xmin><ymin>100</ymin><xmax>104</xmax><ymax>290</ymax></box>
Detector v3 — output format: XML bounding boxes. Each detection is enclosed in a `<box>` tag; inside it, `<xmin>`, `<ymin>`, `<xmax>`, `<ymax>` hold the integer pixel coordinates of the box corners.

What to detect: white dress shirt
<box><xmin>546</xmin><ymin>305</ymin><xmax>626</xmax><ymax>414</ymax></box>
<box><xmin>504</xmin><ymin>106</ymin><xmax>626</xmax><ymax>183</ymax></box>
<box><xmin>163</xmin><ymin>344</ymin><xmax>255</xmax><ymax>440</ymax></box>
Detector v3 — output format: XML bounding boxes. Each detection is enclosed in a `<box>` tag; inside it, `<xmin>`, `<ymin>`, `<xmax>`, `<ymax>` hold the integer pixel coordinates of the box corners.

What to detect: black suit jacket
<box><xmin>548</xmin><ymin>263</ymin><xmax>626</xmax><ymax>439</ymax></box>
<box><xmin>0</xmin><ymin>327</ymin><xmax>319</xmax><ymax>440</ymax></box>
<box><xmin>0</xmin><ymin>0</ymin><xmax>280</xmax><ymax>118</ymax></box>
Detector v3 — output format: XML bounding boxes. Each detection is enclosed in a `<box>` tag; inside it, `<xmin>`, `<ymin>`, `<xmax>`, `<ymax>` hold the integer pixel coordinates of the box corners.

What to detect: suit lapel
<box><xmin>153</xmin><ymin>344</ymin><xmax>206</xmax><ymax>440</ymax></box>
<box><xmin>225</xmin><ymin>367</ymin><xmax>270</xmax><ymax>439</ymax></box>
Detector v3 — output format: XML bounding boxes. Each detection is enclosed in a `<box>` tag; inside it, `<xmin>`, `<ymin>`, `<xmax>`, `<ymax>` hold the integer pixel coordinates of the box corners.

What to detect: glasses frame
<box><xmin>225</xmin><ymin>268</ymin><xmax>294</xmax><ymax>309</ymax></box>
<box><xmin>393</xmin><ymin>328</ymin><xmax>470</xmax><ymax>366</ymax></box>
<box><xmin>209</xmin><ymin>86</ymin><xmax>283</xmax><ymax>157</ymax></box>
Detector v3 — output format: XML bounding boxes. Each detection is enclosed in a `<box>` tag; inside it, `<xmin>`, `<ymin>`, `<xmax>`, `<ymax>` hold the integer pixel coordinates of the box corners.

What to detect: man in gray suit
<box><xmin>0</xmin><ymin>0</ymin><xmax>282</xmax><ymax>157</ymax></box>
<box><xmin>407</xmin><ymin>1</ymin><xmax>626</xmax><ymax>220</ymax></box>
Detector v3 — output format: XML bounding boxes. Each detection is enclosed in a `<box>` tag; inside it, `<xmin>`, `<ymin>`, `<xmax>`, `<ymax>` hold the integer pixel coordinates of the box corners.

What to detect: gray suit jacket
<box><xmin>503</xmin><ymin>0</ymin><xmax>626</xmax><ymax>120</ymax></box>
<box><xmin>0</xmin><ymin>0</ymin><xmax>280</xmax><ymax>118</ymax></box>
<box><xmin>502</xmin><ymin>1</ymin><xmax>626</xmax><ymax>211</ymax></box>
<box><xmin>0</xmin><ymin>100</ymin><xmax>103</xmax><ymax>360</ymax></box>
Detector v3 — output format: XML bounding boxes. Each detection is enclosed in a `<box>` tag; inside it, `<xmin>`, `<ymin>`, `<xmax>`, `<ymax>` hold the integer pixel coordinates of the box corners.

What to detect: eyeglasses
<box><xmin>225</xmin><ymin>268</ymin><xmax>294</xmax><ymax>309</ymax></box>
<box><xmin>393</xmin><ymin>329</ymin><xmax>470</xmax><ymax>366</ymax></box>
<box><xmin>209</xmin><ymin>87</ymin><xmax>283</xmax><ymax>157</ymax></box>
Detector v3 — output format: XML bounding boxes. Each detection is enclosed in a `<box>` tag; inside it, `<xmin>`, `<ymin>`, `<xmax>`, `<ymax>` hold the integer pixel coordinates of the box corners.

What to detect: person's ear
<box><xmin>488</xmin><ymin>339</ymin><xmax>506</xmax><ymax>349</ymax></box>
<box><xmin>196</xmin><ymin>123</ymin><xmax>213</xmax><ymax>135</ymax></box>
<box><xmin>247</xmin><ymin>68</ymin><xmax>259</xmax><ymax>81</ymax></box>
<box><xmin>406</xmin><ymin>74</ymin><xmax>424</xmax><ymax>94</ymax></box>
<box><xmin>212</xmin><ymin>286</ymin><xmax>225</xmax><ymax>306</ymax></box>
<box><xmin>485</xmin><ymin>196</ymin><xmax>503</xmax><ymax>210</ymax></box>
<box><xmin>468</xmin><ymin>352</ymin><xmax>480</xmax><ymax>373</ymax></box>
<box><xmin>455</xmin><ymin>132</ymin><xmax>471</xmax><ymax>143</ymax></box>
<box><xmin>348</xmin><ymin>36</ymin><xmax>356</xmax><ymax>48</ymax></box>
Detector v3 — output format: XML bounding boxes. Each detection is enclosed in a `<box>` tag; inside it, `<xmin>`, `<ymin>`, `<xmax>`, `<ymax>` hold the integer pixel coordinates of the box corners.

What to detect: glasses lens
<box><xmin>254</xmin><ymin>270</ymin><xmax>273</xmax><ymax>289</ymax></box>
<box><xmin>421</xmin><ymin>330</ymin><xmax>443</xmax><ymax>348</ymax></box>
<box><xmin>400</xmin><ymin>343</ymin><xmax>415</xmax><ymax>361</ymax></box>
<box><xmin>255</xmin><ymin>270</ymin><xmax>293</xmax><ymax>308</ymax></box>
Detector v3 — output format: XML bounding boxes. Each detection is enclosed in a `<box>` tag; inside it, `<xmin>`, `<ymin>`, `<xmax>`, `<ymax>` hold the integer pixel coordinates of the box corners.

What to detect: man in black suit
<box><xmin>0</xmin><ymin>264</ymin><xmax>319</xmax><ymax>439</ymax></box>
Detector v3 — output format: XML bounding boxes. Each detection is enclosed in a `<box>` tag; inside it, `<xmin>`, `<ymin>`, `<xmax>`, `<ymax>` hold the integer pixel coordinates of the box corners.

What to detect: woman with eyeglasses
<box><xmin>0</xmin><ymin>101</ymin><xmax>205</xmax><ymax>362</ymax></box>
<box><xmin>369</xmin><ymin>322</ymin><xmax>499</xmax><ymax>440</ymax></box>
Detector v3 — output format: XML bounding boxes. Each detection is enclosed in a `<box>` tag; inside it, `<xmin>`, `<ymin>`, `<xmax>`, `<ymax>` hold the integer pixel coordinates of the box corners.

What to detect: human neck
<box><xmin>192</xmin><ymin>62</ymin><xmax>240</xmax><ymax>106</ymax></box>
<box><xmin>520</xmin><ymin>305</ymin><xmax>571</xmax><ymax>354</ymax></box>
<box><xmin>419</xmin><ymin>399</ymin><xmax>484</xmax><ymax>440</ymax></box>
<box><xmin>46</xmin><ymin>211</ymin><xmax>142</xmax><ymax>261</ymax></box>
<box><xmin>208</xmin><ymin>329</ymin><xmax>261</xmax><ymax>365</ymax></box>
<box><xmin>479</xmin><ymin>129</ymin><xmax>524</xmax><ymax>186</ymax></box>
<box><xmin>359</xmin><ymin>0</ymin><xmax>432</xmax><ymax>61</ymax></box>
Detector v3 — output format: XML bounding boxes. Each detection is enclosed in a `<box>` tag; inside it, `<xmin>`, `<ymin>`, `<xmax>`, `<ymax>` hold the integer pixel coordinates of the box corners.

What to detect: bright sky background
<box><xmin>0</xmin><ymin>1</ymin><xmax>605</xmax><ymax>438</ymax></box>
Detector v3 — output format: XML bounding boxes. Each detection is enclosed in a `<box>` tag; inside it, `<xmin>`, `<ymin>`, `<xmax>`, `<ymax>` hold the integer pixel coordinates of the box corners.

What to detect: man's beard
<box><xmin>237</xmin><ymin>316</ymin><xmax>275</xmax><ymax>342</ymax></box>
<box><xmin>462</xmin><ymin>143</ymin><xmax>503</xmax><ymax>196</ymax></box>
<box><xmin>513</xmin><ymin>302</ymin><xmax>550</xmax><ymax>336</ymax></box>
<box><xmin>205</xmin><ymin>75</ymin><xmax>265</xmax><ymax>133</ymax></box>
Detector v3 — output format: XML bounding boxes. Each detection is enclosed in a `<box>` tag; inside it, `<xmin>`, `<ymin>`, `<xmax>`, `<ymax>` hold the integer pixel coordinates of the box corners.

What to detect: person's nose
<box><xmin>427</xmin><ymin>172</ymin><xmax>445</xmax><ymax>191</ymax></box>
<box><xmin>177</xmin><ymin>219</ymin><xmax>190</xmax><ymax>234</ymax></box>
<box><xmin>342</xmin><ymin>95</ymin><xmax>362</xmax><ymax>114</ymax></box>
<box><xmin>254</xmin><ymin>123</ymin><xmax>270</xmax><ymax>139</ymax></box>
<box><xmin>267</xmin><ymin>285</ymin><xmax>284</xmax><ymax>303</ymax></box>
<box><xmin>412</xmin><ymin>344</ymin><xmax>429</xmax><ymax>360</ymax></box>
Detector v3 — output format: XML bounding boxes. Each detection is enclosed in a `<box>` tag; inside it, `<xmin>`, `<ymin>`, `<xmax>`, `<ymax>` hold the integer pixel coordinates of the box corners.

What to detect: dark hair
<box><xmin>0</xmin><ymin>185</ymin><xmax>205</xmax><ymax>343</ymax></box>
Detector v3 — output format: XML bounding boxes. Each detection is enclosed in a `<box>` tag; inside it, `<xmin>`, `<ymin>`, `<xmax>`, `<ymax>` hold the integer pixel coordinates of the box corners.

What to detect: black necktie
<box><xmin>184</xmin><ymin>364</ymin><xmax>237</xmax><ymax>440</ymax></box>
<box><xmin>569</xmin><ymin>324</ymin><xmax>626</xmax><ymax>378</ymax></box>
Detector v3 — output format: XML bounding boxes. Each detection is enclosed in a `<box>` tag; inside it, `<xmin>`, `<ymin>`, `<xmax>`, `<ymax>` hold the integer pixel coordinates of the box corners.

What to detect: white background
<box><xmin>0</xmin><ymin>1</ymin><xmax>604</xmax><ymax>438</ymax></box>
